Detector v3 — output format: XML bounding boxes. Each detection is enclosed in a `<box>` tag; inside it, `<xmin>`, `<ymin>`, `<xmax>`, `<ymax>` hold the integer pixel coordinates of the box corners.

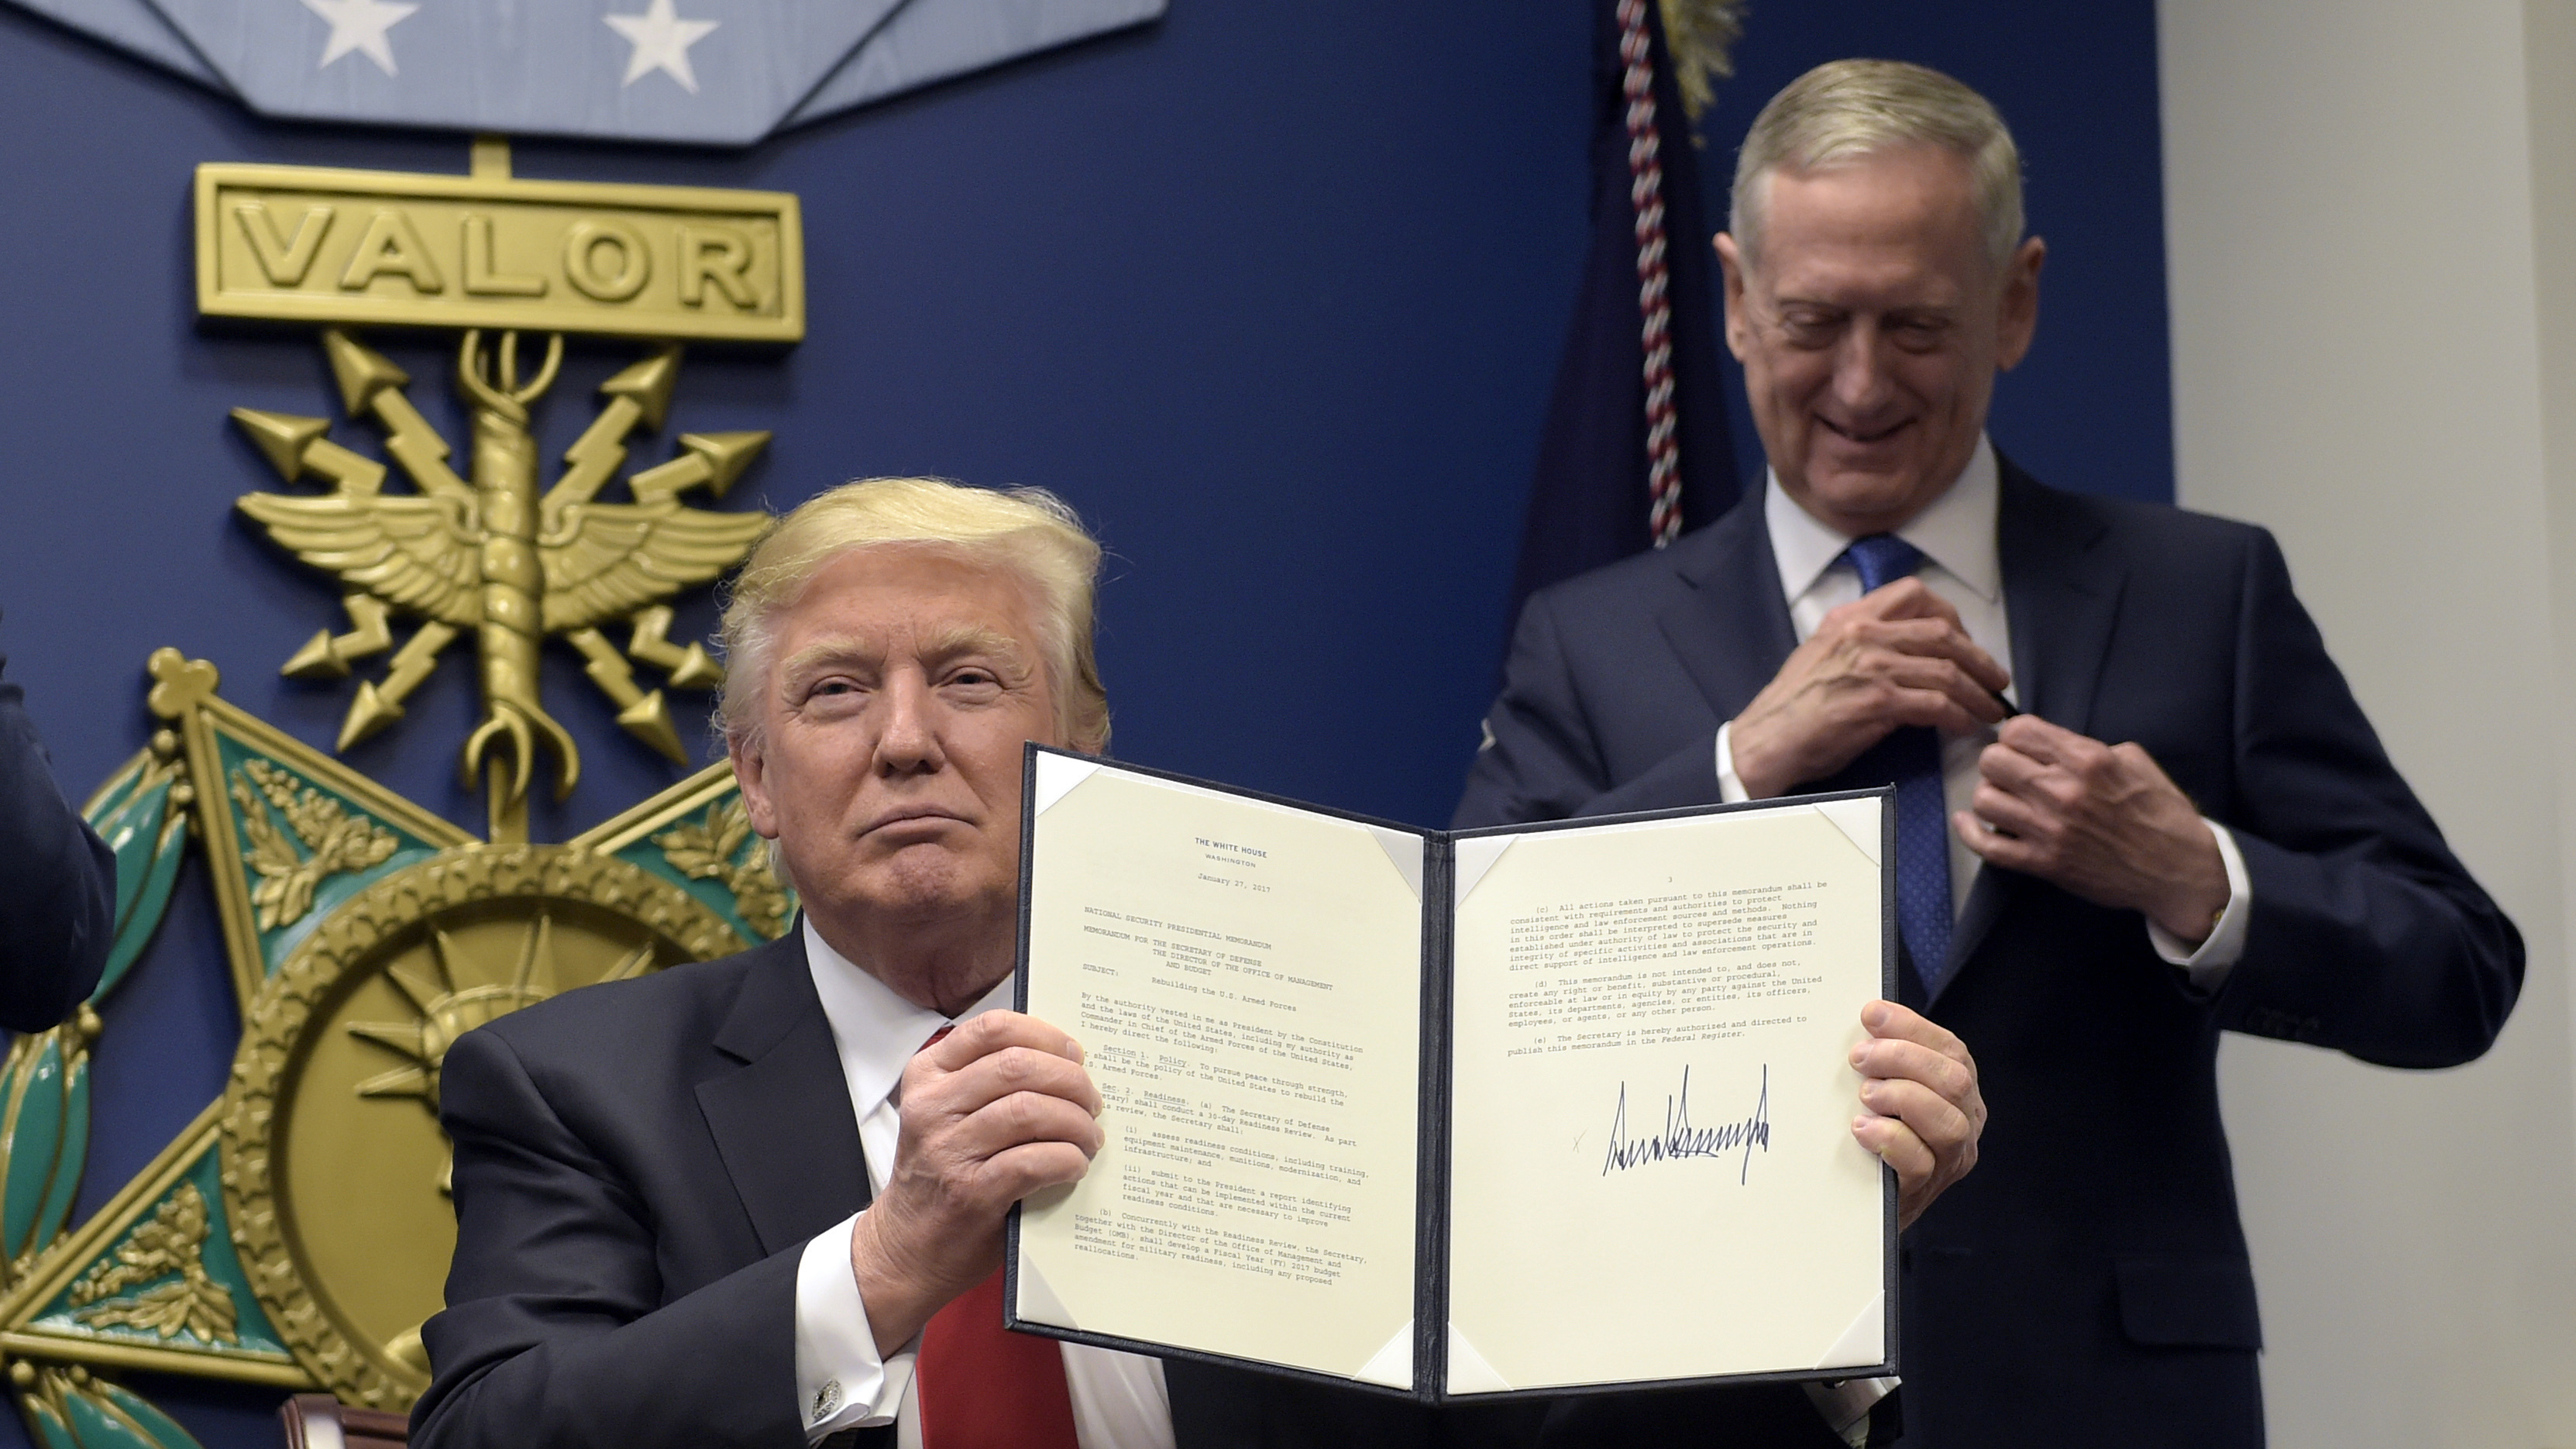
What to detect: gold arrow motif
<box><xmin>339</xmin><ymin>621</ymin><xmax>459</xmax><ymax>752</ymax></box>
<box><xmin>321</xmin><ymin>330</ymin><xmax>470</xmax><ymax>503</ymax></box>
<box><xmin>279</xmin><ymin>597</ymin><xmax>392</xmax><ymax>680</ymax></box>
<box><xmin>543</xmin><ymin>346</ymin><xmax>677</xmax><ymax>532</ymax></box>
<box><xmin>234</xmin><ymin>329</ymin><xmax>770</xmax><ymax>841</ymax></box>
<box><xmin>627</xmin><ymin>605</ymin><xmax>722</xmax><ymax>690</ymax></box>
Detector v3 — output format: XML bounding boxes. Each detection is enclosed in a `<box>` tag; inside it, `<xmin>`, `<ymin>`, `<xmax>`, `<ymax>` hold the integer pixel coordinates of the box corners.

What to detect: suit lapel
<box><xmin>1996</xmin><ymin>458</ymin><xmax>2124</xmax><ymax>739</ymax></box>
<box><xmin>696</xmin><ymin>931</ymin><xmax>875</xmax><ymax>1257</ymax></box>
<box><xmin>1939</xmin><ymin>872</ymin><xmax>2014</xmax><ymax>999</ymax></box>
<box><xmin>1939</xmin><ymin>459</ymin><xmax>2127</xmax><ymax>990</ymax></box>
<box><xmin>1659</xmin><ymin>494</ymin><xmax>1800</xmax><ymax>719</ymax></box>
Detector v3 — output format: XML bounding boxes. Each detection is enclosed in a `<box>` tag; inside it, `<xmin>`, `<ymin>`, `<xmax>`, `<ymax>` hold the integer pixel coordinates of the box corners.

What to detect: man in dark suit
<box><xmin>0</xmin><ymin>650</ymin><xmax>112</xmax><ymax>1031</ymax></box>
<box><xmin>412</xmin><ymin>476</ymin><xmax>1986</xmax><ymax>1449</ymax></box>
<box><xmin>1456</xmin><ymin>60</ymin><xmax>2523</xmax><ymax>1448</ymax></box>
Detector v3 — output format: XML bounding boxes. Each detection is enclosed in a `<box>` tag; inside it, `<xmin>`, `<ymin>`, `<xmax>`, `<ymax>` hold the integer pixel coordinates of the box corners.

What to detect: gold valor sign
<box><xmin>198</xmin><ymin>142</ymin><xmax>803</xmax><ymax>343</ymax></box>
<box><xmin>208</xmin><ymin>140</ymin><xmax>799</xmax><ymax>846</ymax></box>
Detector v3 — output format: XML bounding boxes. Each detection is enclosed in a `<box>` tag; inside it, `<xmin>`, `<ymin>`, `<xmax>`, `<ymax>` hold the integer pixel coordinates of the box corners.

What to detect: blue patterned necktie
<box><xmin>1838</xmin><ymin>535</ymin><xmax>1955</xmax><ymax>994</ymax></box>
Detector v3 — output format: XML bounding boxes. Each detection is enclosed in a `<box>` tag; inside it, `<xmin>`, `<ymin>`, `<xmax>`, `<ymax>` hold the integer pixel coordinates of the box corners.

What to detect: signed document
<box><xmin>1010</xmin><ymin>746</ymin><xmax>1893</xmax><ymax>1403</ymax></box>
<box><xmin>1446</xmin><ymin>804</ymin><xmax>1892</xmax><ymax>1393</ymax></box>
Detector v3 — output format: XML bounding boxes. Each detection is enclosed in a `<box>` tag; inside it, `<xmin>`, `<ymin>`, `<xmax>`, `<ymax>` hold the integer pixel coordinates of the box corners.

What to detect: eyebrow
<box><xmin>775</xmin><ymin>635</ymin><xmax>881</xmax><ymax>691</ymax></box>
<box><xmin>774</xmin><ymin>626</ymin><xmax>1033</xmax><ymax>692</ymax></box>
<box><xmin>1771</xmin><ymin>296</ymin><xmax>1962</xmax><ymax>315</ymax></box>
<box><xmin>917</xmin><ymin>624</ymin><xmax>1035</xmax><ymax>676</ymax></box>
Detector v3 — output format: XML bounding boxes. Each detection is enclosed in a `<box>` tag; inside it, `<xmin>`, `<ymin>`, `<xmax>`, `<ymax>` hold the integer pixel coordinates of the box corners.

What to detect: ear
<box><xmin>1994</xmin><ymin>236</ymin><xmax>2046</xmax><ymax>371</ymax></box>
<box><xmin>1714</xmin><ymin>232</ymin><xmax>1753</xmax><ymax>362</ymax></box>
<box><xmin>729</xmin><ymin>733</ymin><xmax>781</xmax><ymax>841</ymax></box>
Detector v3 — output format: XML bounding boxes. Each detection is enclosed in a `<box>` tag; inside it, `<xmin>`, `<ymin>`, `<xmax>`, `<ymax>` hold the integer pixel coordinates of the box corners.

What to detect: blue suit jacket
<box><xmin>1454</xmin><ymin>460</ymin><xmax>2523</xmax><ymax>1447</ymax></box>
<box><xmin>0</xmin><ymin>656</ymin><xmax>111</xmax><ymax>1031</ymax></box>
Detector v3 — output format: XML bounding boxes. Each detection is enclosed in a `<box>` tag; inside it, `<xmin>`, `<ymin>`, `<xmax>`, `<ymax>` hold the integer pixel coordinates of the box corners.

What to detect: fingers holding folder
<box><xmin>1849</xmin><ymin>1001</ymin><xmax>1984</xmax><ymax>1230</ymax></box>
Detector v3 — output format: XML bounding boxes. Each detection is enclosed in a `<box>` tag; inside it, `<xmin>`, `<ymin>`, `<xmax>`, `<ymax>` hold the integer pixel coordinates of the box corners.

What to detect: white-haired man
<box><xmin>1457</xmin><ymin>59</ymin><xmax>2523</xmax><ymax>1447</ymax></box>
<box><xmin>413</xmin><ymin>475</ymin><xmax>1986</xmax><ymax>1449</ymax></box>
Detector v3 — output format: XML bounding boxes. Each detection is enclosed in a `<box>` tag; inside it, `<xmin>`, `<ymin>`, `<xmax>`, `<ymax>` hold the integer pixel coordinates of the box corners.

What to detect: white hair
<box><xmin>714</xmin><ymin>476</ymin><xmax>1109</xmax><ymax>754</ymax></box>
<box><xmin>1731</xmin><ymin>59</ymin><xmax>2024</xmax><ymax>271</ymax></box>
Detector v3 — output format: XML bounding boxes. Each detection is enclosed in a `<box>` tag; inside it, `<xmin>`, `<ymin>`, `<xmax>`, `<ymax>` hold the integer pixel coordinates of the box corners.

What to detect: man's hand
<box><xmin>1730</xmin><ymin>580</ymin><xmax>2011</xmax><ymax>800</ymax></box>
<box><xmin>1958</xmin><ymin>715</ymin><xmax>2229</xmax><ymax>946</ymax></box>
<box><xmin>1849</xmin><ymin>1001</ymin><xmax>1983</xmax><ymax>1230</ymax></box>
<box><xmin>848</xmin><ymin>1011</ymin><xmax>1102</xmax><ymax>1354</ymax></box>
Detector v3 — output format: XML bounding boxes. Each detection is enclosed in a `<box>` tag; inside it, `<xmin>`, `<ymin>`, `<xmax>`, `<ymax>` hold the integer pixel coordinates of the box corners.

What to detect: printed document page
<box><xmin>1016</xmin><ymin>757</ymin><xmax>1426</xmax><ymax>1384</ymax></box>
<box><xmin>1445</xmin><ymin>800</ymin><xmax>1888</xmax><ymax>1393</ymax></box>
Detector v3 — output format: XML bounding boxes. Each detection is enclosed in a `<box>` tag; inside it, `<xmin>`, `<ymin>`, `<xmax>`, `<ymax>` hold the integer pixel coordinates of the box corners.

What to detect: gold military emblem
<box><xmin>0</xmin><ymin>141</ymin><xmax>803</xmax><ymax>1441</ymax></box>
<box><xmin>232</xmin><ymin>329</ymin><xmax>768</xmax><ymax>815</ymax></box>
<box><xmin>211</xmin><ymin>139</ymin><xmax>793</xmax><ymax>842</ymax></box>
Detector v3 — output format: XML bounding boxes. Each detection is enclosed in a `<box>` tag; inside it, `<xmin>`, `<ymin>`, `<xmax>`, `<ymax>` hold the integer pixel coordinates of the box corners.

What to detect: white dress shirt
<box><xmin>792</xmin><ymin>918</ymin><xmax>1175</xmax><ymax>1448</ymax></box>
<box><xmin>1711</xmin><ymin>436</ymin><xmax>2251</xmax><ymax>985</ymax></box>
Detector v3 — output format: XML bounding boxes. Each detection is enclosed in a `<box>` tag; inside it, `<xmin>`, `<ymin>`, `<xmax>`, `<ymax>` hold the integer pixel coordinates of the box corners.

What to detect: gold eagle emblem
<box><xmin>232</xmin><ymin>328</ymin><xmax>771</xmax><ymax>836</ymax></box>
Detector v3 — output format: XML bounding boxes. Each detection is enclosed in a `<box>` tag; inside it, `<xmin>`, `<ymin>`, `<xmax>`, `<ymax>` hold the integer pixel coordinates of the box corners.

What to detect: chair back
<box><xmin>279</xmin><ymin>1393</ymin><xmax>408</xmax><ymax>1449</ymax></box>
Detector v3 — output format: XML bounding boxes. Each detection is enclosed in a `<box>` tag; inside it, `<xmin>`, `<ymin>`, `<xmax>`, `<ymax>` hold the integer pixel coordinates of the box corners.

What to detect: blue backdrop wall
<box><xmin>0</xmin><ymin>3</ymin><xmax>2165</xmax><ymax>1444</ymax></box>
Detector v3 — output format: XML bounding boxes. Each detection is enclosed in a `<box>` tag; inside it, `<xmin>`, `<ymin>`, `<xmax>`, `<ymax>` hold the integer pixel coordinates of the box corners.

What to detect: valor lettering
<box><xmin>198</xmin><ymin>163</ymin><xmax>804</xmax><ymax>342</ymax></box>
<box><xmin>678</xmin><ymin>225</ymin><xmax>757</xmax><ymax>308</ymax></box>
<box><xmin>339</xmin><ymin>208</ymin><xmax>445</xmax><ymax>294</ymax></box>
<box><xmin>564</xmin><ymin>219</ymin><xmax>650</xmax><ymax>302</ymax></box>
<box><xmin>233</xmin><ymin>201</ymin><xmax>334</xmax><ymax>287</ymax></box>
<box><xmin>461</xmin><ymin>214</ymin><xmax>546</xmax><ymax>298</ymax></box>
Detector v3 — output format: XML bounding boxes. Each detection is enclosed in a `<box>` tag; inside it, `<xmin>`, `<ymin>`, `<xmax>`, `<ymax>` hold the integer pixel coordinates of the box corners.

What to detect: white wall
<box><xmin>2158</xmin><ymin>2</ymin><xmax>2576</xmax><ymax>1443</ymax></box>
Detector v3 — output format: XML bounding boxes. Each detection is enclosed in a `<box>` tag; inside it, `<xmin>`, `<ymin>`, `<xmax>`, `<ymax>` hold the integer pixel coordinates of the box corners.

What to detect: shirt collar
<box><xmin>803</xmin><ymin>916</ymin><xmax>1016</xmax><ymax>1118</ymax></box>
<box><xmin>1763</xmin><ymin>434</ymin><xmax>2003</xmax><ymax>604</ymax></box>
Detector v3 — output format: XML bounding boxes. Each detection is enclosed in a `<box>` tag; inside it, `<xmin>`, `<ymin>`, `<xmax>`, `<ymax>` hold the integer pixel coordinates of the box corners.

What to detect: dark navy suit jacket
<box><xmin>0</xmin><ymin>656</ymin><xmax>111</xmax><ymax>1031</ymax></box>
<box><xmin>414</xmin><ymin>929</ymin><xmax>1852</xmax><ymax>1449</ymax></box>
<box><xmin>1453</xmin><ymin>461</ymin><xmax>2523</xmax><ymax>1448</ymax></box>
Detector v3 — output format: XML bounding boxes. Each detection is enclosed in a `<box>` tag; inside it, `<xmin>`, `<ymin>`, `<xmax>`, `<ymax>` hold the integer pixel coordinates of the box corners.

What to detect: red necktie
<box><xmin>909</xmin><ymin>1024</ymin><xmax>1080</xmax><ymax>1449</ymax></box>
<box><xmin>917</xmin><ymin>1266</ymin><xmax>1079</xmax><ymax>1449</ymax></box>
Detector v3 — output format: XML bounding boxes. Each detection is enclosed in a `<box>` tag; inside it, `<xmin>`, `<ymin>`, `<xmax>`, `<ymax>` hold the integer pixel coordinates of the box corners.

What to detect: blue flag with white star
<box><xmin>9</xmin><ymin>0</ymin><xmax>1166</xmax><ymax>144</ymax></box>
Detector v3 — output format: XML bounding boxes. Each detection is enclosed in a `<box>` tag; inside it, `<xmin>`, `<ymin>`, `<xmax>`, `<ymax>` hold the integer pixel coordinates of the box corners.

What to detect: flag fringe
<box><xmin>1658</xmin><ymin>0</ymin><xmax>1748</xmax><ymax>125</ymax></box>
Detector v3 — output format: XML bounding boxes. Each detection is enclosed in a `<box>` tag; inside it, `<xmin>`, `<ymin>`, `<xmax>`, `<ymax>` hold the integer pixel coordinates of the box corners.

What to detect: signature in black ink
<box><xmin>1601</xmin><ymin>1065</ymin><xmax>1769</xmax><ymax>1185</ymax></box>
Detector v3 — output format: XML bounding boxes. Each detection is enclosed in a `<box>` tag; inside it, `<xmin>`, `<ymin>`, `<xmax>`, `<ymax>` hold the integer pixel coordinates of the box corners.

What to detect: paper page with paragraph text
<box><xmin>1016</xmin><ymin>758</ymin><xmax>1425</xmax><ymax>1383</ymax></box>
<box><xmin>1445</xmin><ymin>800</ymin><xmax>1888</xmax><ymax>1393</ymax></box>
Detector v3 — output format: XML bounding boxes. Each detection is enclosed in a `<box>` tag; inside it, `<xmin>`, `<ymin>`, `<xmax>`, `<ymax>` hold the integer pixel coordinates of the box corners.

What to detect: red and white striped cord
<box><xmin>1616</xmin><ymin>0</ymin><xmax>1683</xmax><ymax>546</ymax></box>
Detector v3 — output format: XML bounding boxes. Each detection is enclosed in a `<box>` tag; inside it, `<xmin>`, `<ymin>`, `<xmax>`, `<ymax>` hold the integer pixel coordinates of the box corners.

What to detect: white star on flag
<box><xmin>605</xmin><ymin>0</ymin><xmax>720</xmax><ymax>93</ymax></box>
<box><xmin>301</xmin><ymin>0</ymin><xmax>417</xmax><ymax>76</ymax></box>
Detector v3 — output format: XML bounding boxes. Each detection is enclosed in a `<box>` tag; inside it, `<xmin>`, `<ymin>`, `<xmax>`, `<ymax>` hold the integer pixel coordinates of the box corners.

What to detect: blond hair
<box><xmin>716</xmin><ymin>477</ymin><xmax>1109</xmax><ymax>752</ymax></box>
<box><xmin>1732</xmin><ymin>59</ymin><xmax>2024</xmax><ymax>270</ymax></box>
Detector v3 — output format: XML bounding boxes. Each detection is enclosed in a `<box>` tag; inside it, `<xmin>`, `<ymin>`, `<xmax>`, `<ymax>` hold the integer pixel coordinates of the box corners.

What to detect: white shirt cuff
<box><xmin>1804</xmin><ymin>1375</ymin><xmax>1898</xmax><ymax>1446</ymax></box>
<box><xmin>2145</xmin><ymin>819</ymin><xmax>2251</xmax><ymax>990</ymax></box>
<box><xmin>1714</xmin><ymin>721</ymin><xmax>1750</xmax><ymax>804</ymax></box>
<box><xmin>794</xmin><ymin>1211</ymin><xmax>912</xmax><ymax>1440</ymax></box>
